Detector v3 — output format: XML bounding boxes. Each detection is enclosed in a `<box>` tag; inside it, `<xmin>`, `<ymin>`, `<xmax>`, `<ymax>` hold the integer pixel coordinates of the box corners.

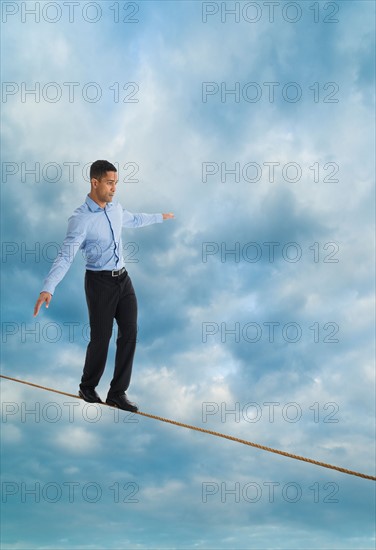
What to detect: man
<box><xmin>34</xmin><ymin>160</ymin><xmax>174</xmax><ymax>412</ymax></box>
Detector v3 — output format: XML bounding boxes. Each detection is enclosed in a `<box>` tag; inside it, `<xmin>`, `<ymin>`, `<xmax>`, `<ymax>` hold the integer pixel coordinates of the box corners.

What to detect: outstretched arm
<box><xmin>122</xmin><ymin>209</ymin><xmax>174</xmax><ymax>227</ymax></box>
<box><xmin>33</xmin><ymin>214</ymin><xmax>87</xmax><ymax>317</ymax></box>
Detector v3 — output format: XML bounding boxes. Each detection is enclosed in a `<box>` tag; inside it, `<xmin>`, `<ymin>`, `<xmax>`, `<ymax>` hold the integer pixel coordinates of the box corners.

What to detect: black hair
<box><xmin>90</xmin><ymin>160</ymin><xmax>117</xmax><ymax>181</ymax></box>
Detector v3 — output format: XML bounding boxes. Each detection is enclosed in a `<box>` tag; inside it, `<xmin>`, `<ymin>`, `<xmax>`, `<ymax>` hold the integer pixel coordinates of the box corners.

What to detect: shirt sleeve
<box><xmin>41</xmin><ymin>214</ymin><xmax>87</xmax><ymax>295</ymax></box>
<box><xmin>122</xmin><ymin>209</ymin><xmax>163</xmax><ymax>228</ymax></box>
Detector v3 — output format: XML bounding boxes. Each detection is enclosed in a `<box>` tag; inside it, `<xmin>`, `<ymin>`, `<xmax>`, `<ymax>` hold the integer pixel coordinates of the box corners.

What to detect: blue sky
<box><xmin>1</xmin><ymin>1</ymin><xmax>375</xmax><ymax>548</ymax></box>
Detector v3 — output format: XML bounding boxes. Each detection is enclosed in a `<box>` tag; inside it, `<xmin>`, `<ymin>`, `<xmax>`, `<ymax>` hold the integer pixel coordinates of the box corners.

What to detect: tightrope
<box><xmin>1</xmin><ymin>374</ymin><xmax>375</xmax><ymax>481</ymax></box>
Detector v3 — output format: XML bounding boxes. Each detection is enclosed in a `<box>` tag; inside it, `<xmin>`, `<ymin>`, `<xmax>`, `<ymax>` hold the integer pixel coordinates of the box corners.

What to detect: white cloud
<box><xmin>53</xmin><ymin>425</ymin><xmax>100</xmax><ymax>454</ymax></box>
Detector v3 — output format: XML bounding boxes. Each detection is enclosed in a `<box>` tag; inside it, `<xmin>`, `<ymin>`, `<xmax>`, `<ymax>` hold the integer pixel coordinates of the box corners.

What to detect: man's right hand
<box><xmin>34</xmin><ymin>292</ymin><xmax>52</xmax><ymax>317</ymax></box>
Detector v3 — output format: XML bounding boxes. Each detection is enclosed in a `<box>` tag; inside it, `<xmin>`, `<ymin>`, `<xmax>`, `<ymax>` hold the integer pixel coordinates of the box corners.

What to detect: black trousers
<box><xmin>80</xmin><ymin>269</ymin><xmax>138</xmax><ymax>398</ymax></box>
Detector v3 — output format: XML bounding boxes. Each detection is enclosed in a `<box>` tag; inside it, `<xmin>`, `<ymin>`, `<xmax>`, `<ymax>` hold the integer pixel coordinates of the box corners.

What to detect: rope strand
<box><xmin>1</xmin><ymin>374</ymin><xmax>375</xmax><ymax>481</ymax></box>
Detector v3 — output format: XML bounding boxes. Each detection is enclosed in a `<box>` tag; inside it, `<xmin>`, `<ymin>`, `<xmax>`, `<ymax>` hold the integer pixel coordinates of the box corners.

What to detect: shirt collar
<box><xmin>85</xmin><ymin>194</ymin><xmax>114</xmax><ymax>213</ymax></box>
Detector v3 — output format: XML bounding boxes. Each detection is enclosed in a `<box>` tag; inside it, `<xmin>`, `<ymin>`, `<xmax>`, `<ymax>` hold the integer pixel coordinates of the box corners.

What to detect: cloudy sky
<box><xmin>1</xmin><ymin>0</ymin><xmax>375</xmax><ymax>548</ymax></box>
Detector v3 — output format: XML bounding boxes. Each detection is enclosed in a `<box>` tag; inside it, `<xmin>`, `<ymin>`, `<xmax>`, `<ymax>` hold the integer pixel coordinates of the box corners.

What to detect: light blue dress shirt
<box><xmin>42</xmin><ymin>195</ymin><xmax>163</xmax><ymax>295</ymax></box>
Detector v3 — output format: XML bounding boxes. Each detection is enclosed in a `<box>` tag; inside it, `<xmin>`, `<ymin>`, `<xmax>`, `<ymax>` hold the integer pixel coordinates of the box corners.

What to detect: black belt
<box><xmin>87</xmin><ymin>267</ymin><xmax>126</xmax><ymax>277</ymax></box>
<box><xmin>109</xmin><ymin>267</ymin><xmax>126</xmax><ymax>277</ymax></box>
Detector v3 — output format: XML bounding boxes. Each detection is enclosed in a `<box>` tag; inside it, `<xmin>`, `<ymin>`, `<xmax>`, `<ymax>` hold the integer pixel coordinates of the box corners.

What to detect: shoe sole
<box><xmin>106</xmin><ymin>400</ymin><xmax>138</xmax><ymax>413</ymax></box>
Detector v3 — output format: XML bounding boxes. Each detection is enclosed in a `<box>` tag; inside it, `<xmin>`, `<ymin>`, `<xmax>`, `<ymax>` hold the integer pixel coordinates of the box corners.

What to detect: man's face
<box><xmin>92</xmin><ymin>171</ymin><xmax>118</xmax><ymax>204</ymax></box>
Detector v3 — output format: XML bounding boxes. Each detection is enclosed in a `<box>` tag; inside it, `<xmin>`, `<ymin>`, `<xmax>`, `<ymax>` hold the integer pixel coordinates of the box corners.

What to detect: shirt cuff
<box><xmin>41</xmin><ymin>282</ymin><xmax>55</xmax><ymax>296</ymax></box>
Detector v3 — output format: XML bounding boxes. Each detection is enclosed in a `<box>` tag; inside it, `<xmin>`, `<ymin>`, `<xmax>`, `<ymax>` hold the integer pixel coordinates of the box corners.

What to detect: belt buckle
<box><xmin>112</xmin><ymin>267</ymin><xmax>124</xmax><ymax>277</ymax></box>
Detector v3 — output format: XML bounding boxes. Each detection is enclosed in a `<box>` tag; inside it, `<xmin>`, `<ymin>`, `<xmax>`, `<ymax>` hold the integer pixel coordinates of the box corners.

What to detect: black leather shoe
<box><xmin>106</xmin><ymin>394</ymin><xmax>138</xmax><ymax>412</ymax></box>
<box><xmin>78</xmin><ymin>387</ymin><xmax>102</xmax><ymax>403</ymax></box>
